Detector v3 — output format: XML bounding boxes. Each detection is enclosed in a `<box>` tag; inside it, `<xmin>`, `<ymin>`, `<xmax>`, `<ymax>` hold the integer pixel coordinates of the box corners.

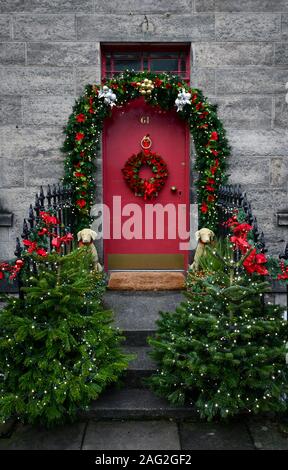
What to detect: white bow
<box><xmin>98</xmin><ymin>85</ymin><xmax>117</xmax><ymax>108</ymax></box>
<box><xmin>175</xmin><ymin>88</ymin><xmax>191</xmax><ymax>112</ymax></box>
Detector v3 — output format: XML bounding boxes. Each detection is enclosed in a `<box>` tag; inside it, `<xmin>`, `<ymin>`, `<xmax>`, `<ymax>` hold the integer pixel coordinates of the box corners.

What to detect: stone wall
<box><xmin>0</xmin><ymin>0</ymin><xmax>287</xmax><ymax>259</ymax></box>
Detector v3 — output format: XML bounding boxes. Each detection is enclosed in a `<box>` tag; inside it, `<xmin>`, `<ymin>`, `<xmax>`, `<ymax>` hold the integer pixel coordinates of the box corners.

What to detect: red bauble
<box><xmin>15</xmin><ymin>259</ymin><xmax>24</xmax><ymax>268</ymax></box>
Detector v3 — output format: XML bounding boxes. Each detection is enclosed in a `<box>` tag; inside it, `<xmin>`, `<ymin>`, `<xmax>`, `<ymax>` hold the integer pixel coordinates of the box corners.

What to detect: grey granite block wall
<box><xmin>0</xmin><ymin>0</ymin><xmax>287</xmax><ymax>259</ymax></box>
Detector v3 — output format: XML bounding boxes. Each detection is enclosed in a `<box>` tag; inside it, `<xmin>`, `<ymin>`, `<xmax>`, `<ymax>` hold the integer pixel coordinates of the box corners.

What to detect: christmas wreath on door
<box><xmin>122</xmin><ymin>135</ymin><xmax>168</xmax><ymax>201</ymax></box>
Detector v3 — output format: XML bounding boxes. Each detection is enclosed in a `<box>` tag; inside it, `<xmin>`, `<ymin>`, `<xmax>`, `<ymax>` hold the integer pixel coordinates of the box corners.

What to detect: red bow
<box><xmin>38</xmin><ymin>227</ymin><xmax>49</xmax><ymax>236</ymax></box>
<box><xmin>23</xmin><ymin>239</ymin><xmax>47</xmax><ymax>257</ymax></box>
<box><xmin>243</xmin><ymin>249</ymin><xmax>268</xmax><ymax>276</ymax></box>
<box><xmin>233</xmin><ymin>223</ymin><xmax>253</xmax><ymax>237</ymax></box>
<box><xmin>230</xmin><ymin>223</ymin><xmax>253</xmax><ymax>254</ymax></box>
<box><xmin>143</xmin><ymin>181</ymin><xmax>157</xmax><ymax>200</ymax></box>
<box><xmin>223</xmin><ymin>215</ymin><xmax>239</xmax><ymax>227</ymax></box>
<box><xmin>40</xmin><ymin>211</ymin><xmax>59</xmax><ymax>225</ymax></box>
<box><xmin>230</xmin><ymin>235</ymin><xmax>251</xmax><ymax>254</ymax></box>
<box><xmin>23</xmin><ymin>239</ymin><xmax>38</xmax><ymax>253</ymax></box>
<box><xmin>52</xmin><ymin>233</ymin><xmax>73</xmax><ymax>252</ymax></box>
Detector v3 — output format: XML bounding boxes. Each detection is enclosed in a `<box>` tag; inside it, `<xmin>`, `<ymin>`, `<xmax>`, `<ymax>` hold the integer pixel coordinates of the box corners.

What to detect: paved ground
<box><xmin>1</xmin><ymin>417</ymin><xmax>288</xmax><ymax>450</ymax></box>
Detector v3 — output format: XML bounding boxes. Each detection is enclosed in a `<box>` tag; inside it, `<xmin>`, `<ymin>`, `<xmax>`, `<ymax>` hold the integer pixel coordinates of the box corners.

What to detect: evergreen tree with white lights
<box><xmin>149</xmin><ymin>241</ymin><xmax>288</xmax><ymax>420</ymax></box>
<box><xmin>0</xmin><ymin>248</ymin><xmax>130</xmax><ymax>427</ymax></box>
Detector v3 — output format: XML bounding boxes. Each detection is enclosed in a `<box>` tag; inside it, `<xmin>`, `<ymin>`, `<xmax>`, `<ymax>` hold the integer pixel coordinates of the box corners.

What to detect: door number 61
<box><xmin>140</xmin><ymin>116</ymin><xmax>150</xmax><ymax>124</ymax></box>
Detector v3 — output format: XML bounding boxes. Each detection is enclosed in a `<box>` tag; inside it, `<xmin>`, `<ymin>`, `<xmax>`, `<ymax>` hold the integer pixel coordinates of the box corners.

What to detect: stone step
<box><xmin>123</xmin><ymin>330</ymin><xmax>154</xmax><ymax>347</ymax></box>
<box><xmin>123</xmin><ymin>346</ymin><xmax>156</xmax><ymax>388</ymax></box>
<box><xmin>86</xmin><ymin>388</ymin><xmax>195</xmax><ymax>420</ymax></box>
<box><xmin>103</xmin><ymin>290</ymin><xmax>184</xmax><ymax>346</ymax></box>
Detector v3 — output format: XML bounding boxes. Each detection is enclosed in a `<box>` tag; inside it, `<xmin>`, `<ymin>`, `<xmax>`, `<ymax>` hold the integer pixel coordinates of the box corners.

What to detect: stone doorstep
<box><xmin>104</xmin><ymin>290</ymin><xmax>184</xmax><ymax>332</ymax></box>
<box><xmin>84</xmin><ymin>388</ymin><xmax>195</xmax><ymax>421</ymax></box>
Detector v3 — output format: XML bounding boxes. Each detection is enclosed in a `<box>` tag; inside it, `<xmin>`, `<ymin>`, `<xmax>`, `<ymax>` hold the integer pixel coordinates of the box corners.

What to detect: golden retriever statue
<box><xmin>190</xmin><ymin>228</ymin><xmax>215</xmax><ymax>272</ymax></box>
<box><xmin>77</xmin><ymin>228</ymin><xmax>103</xmax><ymax>272</ymax></box>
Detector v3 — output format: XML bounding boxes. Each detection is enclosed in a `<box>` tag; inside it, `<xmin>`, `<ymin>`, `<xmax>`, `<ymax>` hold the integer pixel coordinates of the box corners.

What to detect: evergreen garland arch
<box><xmin>62</xmin><ymin>71</ymin><xmax>230</xmax><ymax>232</ymax></box>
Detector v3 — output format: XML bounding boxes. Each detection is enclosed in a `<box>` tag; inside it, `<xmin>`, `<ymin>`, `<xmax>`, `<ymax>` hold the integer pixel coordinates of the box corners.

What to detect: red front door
<box><xmin>103</xmin><ymin>98</ymin><xmax>190</xmax><ymax>270</ymax></box>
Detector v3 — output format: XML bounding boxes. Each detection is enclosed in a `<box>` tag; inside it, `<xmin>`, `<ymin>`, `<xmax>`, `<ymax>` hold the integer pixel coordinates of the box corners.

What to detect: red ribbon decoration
<box><xmin>230</xmin><ymin>222</ymin><xmax>253</xmax><ymax>255</ymax></box>
<box><xmin>227</xmin><ymin>218</ymin><xmax>268</xmax><ymax>276</ymax></box>
<box><xmin>40</xmin><ymin>211</ymin><xmax>59</xmax><ymax>225</ymax></box>
<box><xmin>243</xmin><ymin>249</ymin><xmax>268</xmax><ymax>276</ymax></box>
<box><xmin>143</xmin><ymin>180</ymin><xmax>157</xmax><ymax>201</ymax></box>
<box><xmin>23</xmin><ymin>239</ymin><xmax>38</xmax><ymax>253</ymax></box>
<box><xmin>23</xmin><ymin>239</ymin><xmax>48</xmax><ymax>257</ymax></box>
<box><xmin>52</xmin><ymin>233</ymin><xmax>74</xmax><ymax>252</ymax></box>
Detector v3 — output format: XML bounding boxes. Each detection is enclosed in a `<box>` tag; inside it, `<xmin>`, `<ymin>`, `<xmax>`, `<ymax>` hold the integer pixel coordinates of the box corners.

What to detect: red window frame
<box><xmin>101</xmin><ymin>43</ymin><xmax>191</xmax><ymax>83</ymax></box>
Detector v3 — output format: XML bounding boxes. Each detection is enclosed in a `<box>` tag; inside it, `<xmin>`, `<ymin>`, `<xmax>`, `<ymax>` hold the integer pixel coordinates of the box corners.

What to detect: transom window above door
<box><xmin>101</xmin><ymin>44</ymin><xmax>190</xmax><ymax>82</ymax></box>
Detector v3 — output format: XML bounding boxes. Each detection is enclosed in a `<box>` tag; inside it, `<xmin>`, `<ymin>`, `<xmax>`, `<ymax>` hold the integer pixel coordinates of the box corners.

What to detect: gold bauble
<box><xmin>146</xmin><ymin>89</ymin><xmax>152</xmax><ymax>95</ymax></box>
<box><xmin>140</xmin><ymin>89</ymin><xmax>146</xmax><ymax>94</ymax></box>
<box><xmin>136</xmin><ymin>82</ymin><xmax>141</xmax><ymax>86</ymax></box>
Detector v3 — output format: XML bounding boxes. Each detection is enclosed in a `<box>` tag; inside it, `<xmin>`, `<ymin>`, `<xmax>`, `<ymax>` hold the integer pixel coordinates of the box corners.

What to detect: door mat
<box><xmin>108</xmin><ymin>272</ymin><xmax>186</xmax><ymax>291</ymax></box>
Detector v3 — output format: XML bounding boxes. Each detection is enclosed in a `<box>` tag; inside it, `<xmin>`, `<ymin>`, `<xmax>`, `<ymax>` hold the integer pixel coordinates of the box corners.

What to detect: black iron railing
<box><xmin>14</xmin><ymin>183</ymin><xmax>75</xmax><ymax>260</ymax></box>
<box><xmin>217</xmin><ymin>183</ymin><xmax>288</xmax><ymax>314</ymax></box>
<box><xmin>2</xmin><ymin>180</ymin><xmax>287</xmax><ymax>313</ymax></box>
<box><xmin>217</xmin><ymin>184</ymin><xmax>266</xmax><ymax>253</ymax></box>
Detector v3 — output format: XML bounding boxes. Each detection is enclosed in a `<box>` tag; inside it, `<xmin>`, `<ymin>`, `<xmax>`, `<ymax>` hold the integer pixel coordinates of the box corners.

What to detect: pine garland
<box><xmin>61</xmin><ymin>71</ymin><xmax>230</xmax><ymax>232</ymax></box>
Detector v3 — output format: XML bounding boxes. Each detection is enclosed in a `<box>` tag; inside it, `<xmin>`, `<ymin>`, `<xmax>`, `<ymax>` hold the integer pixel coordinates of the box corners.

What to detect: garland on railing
<box><xmin>61</xmin><ymin>71</ymin><xmax>231</xmax><ymax>232</ymax></box>
<box><xmin>225</xmin><ymin>215</ymin><xmax>269</xmax><ymax>276</ymax></box>
<box><xmin>225</xmin><ymin>211</ymin><xmax>288</xmax><ymax>282</ymax></box>
<box><xmin>0</xmin><ymin>209</ymin><xmax>74</xmax><ymax>284</ymax></box>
